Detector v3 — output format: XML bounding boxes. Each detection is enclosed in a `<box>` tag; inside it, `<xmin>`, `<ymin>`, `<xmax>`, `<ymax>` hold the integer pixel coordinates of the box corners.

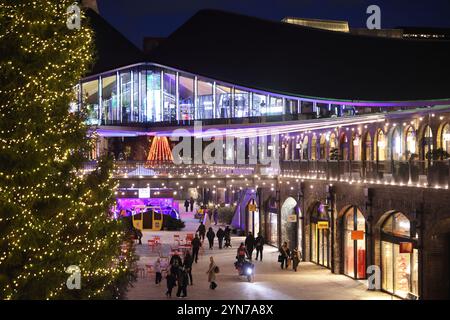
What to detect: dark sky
<box><xmin>98</xmin><ymin>0</ymin><xmax>450</xmax><ymax>49</ymax></box>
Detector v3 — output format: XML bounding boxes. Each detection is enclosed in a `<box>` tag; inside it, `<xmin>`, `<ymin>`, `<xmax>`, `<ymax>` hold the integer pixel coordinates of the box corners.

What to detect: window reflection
<box><xmin>215</xmin><ymin>84</ymin><xmax>231</xmax><ymax>118</ymax></box>
<box><xmin>102</xmin><ymin>74</ymin><xmax>118</xmax><ymax>124</ymax></box>
<box><xmin>234</xmin><ymin>89</ymin><xmax>249</xmax><ymax>118</ymax></box>
<box><xmin>179</xmin><ymin>74</ymin><xmax>194</xmax><ymax>120</ymax></box>
<box><xmin>252</xmin><ymin>93</ymin><xmax>267</xmax><ymax>117</ymax></box>
<box><xmin>119</xmin><ymin>71</ymin><xmax>131</xmax><ymax>123</ymax></box>
<box><xmin>163</xmin><ymin>71</ymin><xmax>177</xmax><ymax>121</ymax></box>
<box><xmin>82</xmin><ymin>79</ymin><xmax>99</xmax><ymax>125</ymax></box>
<box><xmin>197</xmin><ymin>78</ymin><xmax>214</xmax><ymax>119</ymax></box>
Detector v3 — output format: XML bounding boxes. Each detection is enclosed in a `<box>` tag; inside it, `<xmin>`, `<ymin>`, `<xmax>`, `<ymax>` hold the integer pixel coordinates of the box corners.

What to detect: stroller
<box><xmin>234</xmin><ymin>257</ymin><xmax>255</xmax><ymax>282</ymax></box>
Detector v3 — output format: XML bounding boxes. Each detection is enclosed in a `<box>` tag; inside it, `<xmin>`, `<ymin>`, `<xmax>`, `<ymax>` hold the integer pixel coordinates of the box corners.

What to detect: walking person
<box><xmin>184</xmin><ymin>199</ymin><xmax>190</xmax><ymax>213</ymax></box>
<box><xmin>176</xmin><ymin>267</ymin><xmax>189</xmax><ymax>298</ymax></box>
<box><xmin>206</xmin><ymin>256</ymin><xmax>219</xmax><ymax>290</ymax></box>
<box><xmin>213</xmin><ymin>207</ymin><xmax>219</xmax><ymax>225</ymax></box>
<box><xmin>191</xmin><ymin>234</ymin><xmax>202</xmax><ymax>263</ymax></box>
<box><xmin>206</xmin><ymin>227</ymin><xmax>215</xmax><ymax>249</ymax></box>
<box><xmin>197</xmin><ymin>221</ymin><xmax>206</xmax><ymax>241</ymax></box>
<box><xmin>154</xmin><ymin>258</ymin><xmax>162</xmax><ymax>285</ymax></box>
<box><xmin>189</xmin><ymin>197</ymin><xmax>194</xmax><ymax>212</ymax></box>
<box><xmin>216</xmin><ymin>227</ymin><xmax>225</xmax><ymax>249</ymax></box>
<box><xmin>245</xmin><ymin>231</ymin><xmax>255</xmax><ymax>260</ymax></box>
<box><xmin>165</xmin><ymin>270</ymin><xmax>176</xmax><ymax>298</ymax></box>
<box><xmin>278</xmin><ymin>241</ymin><xmax>290</xmax><ymax>269</ymax></box>
<box><xmin>255</xmin><ymin>232</ymin><xmax>265</xmax><ymax>261</ymax></box>
<box><xmin>207</xmin><ymin>209</ymin><xmax>213</xmax><ymax>225</ymax></box>
<box><xmin>183</xmin><ymin>251</ymin><xmax>194</xmax><ymax>285</ymax></box>
<box><xmin>224</xmin><ymin>226</ymin><xmax>232</xmax><ymax>248</ymax></box>
<box><xmin>291</xmin><ymin>247</ymin><xmax>301</xmax><ymax>272</ymax></box>
<box><xmin>133</xmin><ymin>227</ymin><xmax>142</xmax><ymax>245</ymax></box>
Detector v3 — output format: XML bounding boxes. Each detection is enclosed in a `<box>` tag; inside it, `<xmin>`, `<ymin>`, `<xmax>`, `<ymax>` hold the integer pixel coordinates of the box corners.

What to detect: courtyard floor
<box><xmin>125</xmin><ymin>205</ymin><xmax>394</xmax><ymax>300</ymax></box>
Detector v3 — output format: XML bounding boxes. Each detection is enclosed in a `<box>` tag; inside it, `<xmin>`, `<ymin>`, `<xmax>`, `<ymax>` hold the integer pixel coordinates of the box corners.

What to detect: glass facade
<box><xmin>343</xmin><ymin>207</ymin><xmax>366</xmax><ymax>279</ymax></box>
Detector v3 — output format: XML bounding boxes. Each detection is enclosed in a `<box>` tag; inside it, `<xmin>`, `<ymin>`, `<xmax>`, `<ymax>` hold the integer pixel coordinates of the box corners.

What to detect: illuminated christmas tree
<box><xmin>0</xmin><ymin>1</ymin><xmax>135</xmax><ymax>299</ymax></box>
<box><xmin>146</xmin><ymin>136</ymin><xmax>174</xmax><ymax>163</ymax></box>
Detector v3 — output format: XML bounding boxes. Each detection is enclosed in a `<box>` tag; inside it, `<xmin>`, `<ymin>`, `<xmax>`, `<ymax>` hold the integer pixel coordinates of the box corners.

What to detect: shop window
<box><xmin>132</xmin><ymin>70</ymin><xmax>139</xmax><ymax>122</ymax></box>
<box><xmin>270</xmin><ymin>212</ymin><xmax>278</xmax><ymax>246</ymax></box>
<box><xmin>343</xmin><ymin>207</ymin><xmax>366</xmax><ymax>279</ymax></box>
<box><xmin>319</xmin><ymin>134</ymin><xmax>326</xmax><ymax>160</ymax></box>
<box><xmin>339</xmin><ymin>133</ymin><xmax>349</xmax><ymax>160</ymax></box>
<box><xmin>302</xmin><ymin>135</ymin><xmax>309</xmax><ymax>160</ymax></box>
<box><xmin>364</xmin><ymin>132</ymin><xmax>372</xmax><ymax>161</ymax></box>
<box><xmin>144</xmin><ymin>68</ymin><xmax>162</xmax><ymax>122</ymax></box>
<box><xmin>267</xmin><ymin>96</ymin><xmax>283</xmax><ymax>115</ymax></box>
<box><xmin>352</xmin><ymin>133</ymin><xmax>361</xmax><ymax>161</ymax></box>
<box><xmin>377</xmin><ymin>129</ymin><xmax>386</xmax><ymax>161</ymax></box>
<box><xmin>391</xmin><ymin>127</ymin><xmax>403</xmax><ymax>161</ymax></box>
<box><xmin>381</xmin><ymin>212</ymin><xmax>419</xmax><ymax>299</ymax></box>
<box><xmin>179</xmin><ymin>74</ymin><xmax>195</xmax><ymax>120</ymax></box>
<box><xmin>405</xmin><ymin>126</ymin><xmax>417</xmax><ymax>160</ymax></box>
<box><xmin>311</xmin><ymin>135</ymin><xmax>317</xmax><ymax>160</ymax></box>
<box><xmin>252</xmin><ymin>93</ymin><xmax>267</xmax><ymax>117</ymax></box>
<box><xmin>310</xmin><ymin>202</ymin><xmax>330</xmax><ymax>268</ymax></box>
<box><xmin>421</xmin><ymin>125</ymin><xmax>434</xmax><ymax>161</ymax></box>
<box><xmin>442</xmin><ymin>124</ymin><xmax>450</xmax><ymax>155</ymax></box>
<box><xmin>216</xmin><ymin>84</ymin><xmax>231</xmax><ymax>118</ymax></box>
<box><xmin>81</xmin><ymin>78</ymin><xmax>99</xmax><ymax>125</ymax></box>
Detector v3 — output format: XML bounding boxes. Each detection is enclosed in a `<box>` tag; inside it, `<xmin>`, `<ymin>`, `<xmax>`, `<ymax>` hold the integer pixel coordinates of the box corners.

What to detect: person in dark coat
<box><xmin>206</xmin><ymin>227</ymin><xmax>215</xmax><ymax>249</ymax></box>
<box><xmin>236</xmin><ymin>242</ymin><xmax>247</xmax><ymax>263</ymax></box>
<box><xmin>184</xmin><ymin>199</ymin><xmax>190</xmax><ymax>212</ymax></box>
<box><xmin>170</xmin><ymin>251</ymin><xmax>183</xmax><ymax>268</ymax></box>
<box><xmin>189</xmin><ymin>197</ymin><xmax>194</xmax><ymax>212</ymax></box>
<box><xmin>191</xmin><ymin>234</ymin><xmax>202</xmax><ymax>263</ymax></box>
<box><xmin>244</xmin><ymin>231</ymin><xmax>255</xmax><ymax>260</ymax></box>
<box><xmin>183</xmin><ymin>251</ymin><xmax>194</xmax><ymax>285</ymax></box>
<box><xmin>165</xmin><ymin>270</ymin><xmax>176</xmax><ymax>298</ymax></box>
<box><xmin>279</xmin><ymin>242</ymin><xmax>290</xmax><ymax>270</ymax></box>
<box><xmin>213</xmin><ymin>208</ymin><xmax>219</xmax><ymax>225</ymax></box>
<box><xmin>197</xmin><ymin>221</ymin><xmax>206</xmax><ymax>241</ymax></box>
<box><xmin>224</xmin><ymin>226</ymin><xmax>232</xmax><ymax>248</ymax></box>
<box><xmin>216</xmin><ymin>228</ymin><xmax>225</xmax><ymax>249</ymax></box>
<box><xmin>291</xmin><ymin>247</ymin><xmax>301</xmax><ymax>272</ymax></box>
<box><xmin>133</xmin><ymin>227</ymin><xmax>142</xmax><ymax>245</ymax></box>
<box><xmin>176</xmin><ymin>267</ymin><xmax>189</xmax><ymax>298</ymax></box>
<box><xmin>255</xmin><ymin>232</ymin><xmax>265</xmax><ymax>261</ymax></box>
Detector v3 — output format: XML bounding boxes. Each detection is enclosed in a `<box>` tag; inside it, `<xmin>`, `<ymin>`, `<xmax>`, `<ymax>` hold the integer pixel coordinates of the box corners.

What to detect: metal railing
<box><xmin>280</xmin><ymin>159</ymin><xmax>450</xmax><ymax>187</ymax></box>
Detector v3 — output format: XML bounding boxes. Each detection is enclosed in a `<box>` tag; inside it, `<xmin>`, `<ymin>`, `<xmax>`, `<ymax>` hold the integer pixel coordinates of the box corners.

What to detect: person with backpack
<box><xmin>255</xmin><ymin>232</ymin><xmax>265</xmax><ymax>261</ymax></box>
<box><xmin>206</xmin><ymin>227</ymin><xmax>215</xmax><ymax>249</ymax></box>
<box><xmin>216</xmin><ymin>227</ymin><xmax>225</xmax><ymax>249</ymax></box>
<box><xmin>206</xmin><ymin>256</ymin><xmax>219</xmax><ymax>290</ymax></box>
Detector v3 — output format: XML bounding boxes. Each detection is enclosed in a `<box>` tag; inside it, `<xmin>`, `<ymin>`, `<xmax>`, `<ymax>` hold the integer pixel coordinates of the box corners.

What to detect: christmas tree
<box><xmin>0</xmin><ymin>1</ymin><xmax>136</xmax><ymax>299</ymax></box>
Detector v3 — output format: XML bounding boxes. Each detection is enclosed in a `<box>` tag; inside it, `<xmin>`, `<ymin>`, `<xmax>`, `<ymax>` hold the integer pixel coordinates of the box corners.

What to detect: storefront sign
<box><xmin>351</xmin><ymin>230</ymin><xmax>365</xmax><ymax>240</ymax></box>
<box><xmin>248</xmin><ymin>204</ymin><xmax>257</xmax><ymax>211</ymax></box>
<box><xmin>138</xmin><ymin>188</ymin><xmax>150</xmax><ymax>199</ymax></box>
<box><xmin>287</xmin><ymin>214</ymin><xmax>297</xmax><ymax>223</ymax></box>
<box><xmin>399</xmin><ymin>242</ymin><xmax>413</xmax><ymax>253</ymax></box>
<box><xmin>317</xmin><ymin>221</ymin><xmax>329</xmax><ymax>229</ymax></box>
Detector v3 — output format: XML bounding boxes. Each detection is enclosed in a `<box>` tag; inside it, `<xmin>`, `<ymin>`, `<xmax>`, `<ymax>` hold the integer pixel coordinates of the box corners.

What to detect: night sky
<box><xmin>98</xmin><ymin>0</ymin><xmax>450</xmax><ymax>49</ymax></box>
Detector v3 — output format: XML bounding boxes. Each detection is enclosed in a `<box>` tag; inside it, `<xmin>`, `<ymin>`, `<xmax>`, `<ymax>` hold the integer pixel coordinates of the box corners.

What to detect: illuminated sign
<box><xmin>317</xmin><ymin>221</ymin><xmax>329</xmax><ymax>229</ymax></box>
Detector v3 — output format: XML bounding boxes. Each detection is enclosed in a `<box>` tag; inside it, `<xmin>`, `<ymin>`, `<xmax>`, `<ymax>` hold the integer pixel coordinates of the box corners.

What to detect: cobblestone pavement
<box><xmin>126</xmin><ymin>205</ymin><xmax>394</xmax><ymax>300</ymax></box>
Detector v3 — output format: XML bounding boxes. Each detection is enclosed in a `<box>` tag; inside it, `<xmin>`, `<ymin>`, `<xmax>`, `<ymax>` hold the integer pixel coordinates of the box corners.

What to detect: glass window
<box><xmin>268</xmin><ymin>96</ymin><xmax>283</xmax><ymax>115</ymax></box>
<box><xmin>101</xmin><ymin>74</ymin><xmax>118</xmax><ymax>124</ymax></box>
<box><xmin>344</xmin><ymin>207</ymin><xmax>366</xmax><ymax>279</ymax></box>
<box><xmin>179</xmin><ymin>74</ymin><xmax>194</xmax><ymax>120</ymax></box>
<box><xmin>319</xmin><ymin>134</ymin><xmax>326</xmax><ymax>160</ymax></box>
<box><xmin>251</xmin><ymin>93</ymin><xmax>267</xmax><ymax>117</ymax></box>
<box><xmin>364</xmin><ymin>133</ymin><xmax>372</xmax><ymax>161</ymax></box>
<box><xmin>215</xmin><ymin>84</ymin><xmax>231</xmax><ymax>118</ymax></box>
<box><xmin>197</xmin><ymin>78</ymin><xmax>214</xmax><ymax>119</ymax></box>
<box><xmin>377</xmin><ymin>130</ymin><xmax>386</xmax><ymax>161</ymax></box>
<box><xmin>302</xmin><ymin>135</ymin><xmax>309</xmax><ymax>160</ymax></box>
<box><xmin>422</xmin><ymin>125</ymin><xmax>433</xmax><ymax>160</ymax></box>
<box><xmin>405</xmin><ymin>126</ymin><xmax>416</xmax><ymax>159</ymax></box>
<box><xmin>119</xmin><ymin>71</ymin><xmax>131</xmax><ymax>123</ymax></box>
<box><xmin>145</xmin><ymin>68</ymin><xmax>162</xmax><ymax>122</ymax></box>
<box><xmin>392</xmin><ymin>127</ymin><xmax>403</xmax><ymax>161</ymax></box>
<box><xmin>234</xmin><ymin>88</ymin><xmax>249</xmax><ymax>118</ymax></box>
<box><xmin>139</xmin><ymin>70</ymin><xmax>147</xmax><ymax>122</ymax></box>
<box><xmin>442</xmin><ymin>124</ymin><xmax>450</xmax><ymax>154</ymax></box>
<box><xmin>382</xmin><ymin>241</ymin><xmax>394</xmax><ymax>293</ymax></box>
<box><xmin>311</xmin><ymin>135</ymin><xmax>317</xmax><ymax>160</ymax></box>
<box><xmin>163</xmin><ymin>70</ymin><xmax>177</xmax><ymax>122</ymax></box>
<box><xmin>270</xmin><ymin>213</ymin><xmax>278</xmax><ymax>246</ymax></box>
<box><xmin>285</xmin><ymin>99</ymin><xmax>299</xmax><ymax>115</ymax></box>
<box><xmin>132</xmin><ymin>70</ymin><xmax>139</xmax><ymax>122</ymax></box>
<box><xmin>82</xmin><ymin>79</ymin><xmax>99</xmax><ymax>125</ymax></box>
<box><xmin>352</xmin><ymin>133</ymin><xmax>361</xmax><ymax>161</ymax></box>
<box><xmin>382</xmin><ymin>212</ymin><xmax>410</xmax><ymax>238</ymax></box>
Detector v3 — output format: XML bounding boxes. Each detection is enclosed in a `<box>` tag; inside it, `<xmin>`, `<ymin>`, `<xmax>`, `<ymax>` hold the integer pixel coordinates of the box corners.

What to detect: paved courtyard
<box><xmin>126</xmin><ymin>205</ymin><xmax>394</xmax><ymax>300</ymax></box>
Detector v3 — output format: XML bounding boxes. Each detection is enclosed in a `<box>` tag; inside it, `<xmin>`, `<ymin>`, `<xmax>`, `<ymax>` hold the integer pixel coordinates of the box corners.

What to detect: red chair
<box><xmin>148</xmin><ymin>239</ymin><xmax>156</xmax><ymax>252</ymax></box>
<box><xmin>174</xmin><ymin>234</ymin><xmax>182</xmax><ymax>245</ymax></box>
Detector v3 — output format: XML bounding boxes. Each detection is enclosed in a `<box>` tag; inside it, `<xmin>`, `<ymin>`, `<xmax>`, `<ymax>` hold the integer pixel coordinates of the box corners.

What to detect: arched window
<box><xmin>343</xmin><ymin>207</ymin><xmax>366</xmax><ymax>279</ymax></box>
<box><xmin>339</xmin><ymin>133</ymin><xmax>349</xmax><ymax>160</ymax></box>
<box><xmin>381</xmin><ymin>212</ymin><xmax>419</xmax><ymax>298</ymax></box>
<box><xmin>352</xmin><ymin>133</ymin><xmax>361</xmax><ymax>161</ymax></box>
<box><xmin>391</xmin><ymin>127</ymin><xmax>403</xmax><ymax>161</ymax></box>
<box><xmin>441</xmin><ymin>123</ymin><xmax>450</xmax><ymax>155</ymax></box>
<box><xmin>364</xmin><ymin>132</ymin><xmax>372</xmax><ymax>161</ymax></box>
<box><xmin>376</xmin><ymin>129</ymin><xmax>386</xmax><ymax>161</ymax></box>
<box><xmin>302</xmin><ymin>135</ymin><xmax>309</xmax><ymax>160</ymax></box>
<box><xmin>421</xmin><ymin>125</ymin><xmax>433</xmax><ymax>161</ymax></box>
<box><xmin>311</xmin><ymin>135</ymin><xmax>317</xmax><ymax>160</ymax></box>
<box><xmin>310</xmin><ymin>202</ymin><xmax>330</xmax><ymax>268</ymax></box>
<box><xmin>319</xmin><ymin>134</ymin><xmax>327</xmax><ymax>160</ymax></box>
<box><xmin>405</xmin><ymin>126</ymin><xmax>417</xmax><ymax>160</ymax></box>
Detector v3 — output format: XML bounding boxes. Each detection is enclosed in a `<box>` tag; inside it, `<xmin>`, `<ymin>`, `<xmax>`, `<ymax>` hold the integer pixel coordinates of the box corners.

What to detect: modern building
<box><xmin>78</xmin><ymin>8</ymin><xmax>450</xmax><ymax>300</ymax></box>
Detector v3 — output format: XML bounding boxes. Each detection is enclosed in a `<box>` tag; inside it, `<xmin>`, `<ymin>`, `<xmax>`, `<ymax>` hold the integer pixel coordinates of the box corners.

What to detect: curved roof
<box><xmin>149</xmin><ymin>9</ymin><xmax>450</xmax><ymax>103</ymax></box>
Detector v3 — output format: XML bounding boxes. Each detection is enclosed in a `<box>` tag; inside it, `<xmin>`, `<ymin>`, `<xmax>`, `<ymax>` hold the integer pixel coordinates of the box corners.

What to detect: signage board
<box><xmin>399</xmin><ymin>242</ymin><xmax>413</xmax><ymax>254</ymax></box>
<box><xmin>138</xmin><ymin>188</ymin><xmax>150</xmax><ymax>199</ymax></box>
<box><xmin>287</xmin><ymin>214</ymin><xmax>297</xmax><ymax>223</ymax></box>
<box><xmin>248</xmin><ymin>204</ymin><xmax>257</xmax><ymax>211</ymax></box>
<box><xmin>317</xmin><ymin>221</ymin><xmax>329</xmax><ymax>229</ymax></box>
<box><xmin>351</xmin><ymin>230</ymin><xmax>365</xmax><ymax>240</ymax></box>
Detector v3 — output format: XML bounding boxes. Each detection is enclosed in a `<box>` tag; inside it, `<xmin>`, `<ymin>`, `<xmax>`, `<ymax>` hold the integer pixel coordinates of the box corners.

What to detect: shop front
<box><xmin>381</xmin><ymin>211</ymin><xmax>419</xmax><ymax>299</ymax></box>
<box><xmin>264</xmin><ymin>197</ymin><xmax>279</xmax><ymax>246</ymax></box>
<box><xmin>343</xmin><ymin>206</ymin><xmax>366</xmax><ymax>279</ymax></box>
<box><xmin>310</xmin><ymin>202</ymin><xmax>331</xmax><ymax>268</ymax></box>
<box><xmin>280</xmin><ymin>197</ymin><xmax>300</xmax><ymax>250</ymax></box>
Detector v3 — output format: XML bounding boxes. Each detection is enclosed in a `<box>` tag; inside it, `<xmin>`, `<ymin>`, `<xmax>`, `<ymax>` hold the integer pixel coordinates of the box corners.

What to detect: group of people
<box><xmin>278</xmin><ymin>241</ymin><xmax>302</xmax><ymax>272</ymax></box>
<box><xmin>196</xmin><ymin>222</ymin><xmax>232</xmax><ymax>250</ymax></box>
